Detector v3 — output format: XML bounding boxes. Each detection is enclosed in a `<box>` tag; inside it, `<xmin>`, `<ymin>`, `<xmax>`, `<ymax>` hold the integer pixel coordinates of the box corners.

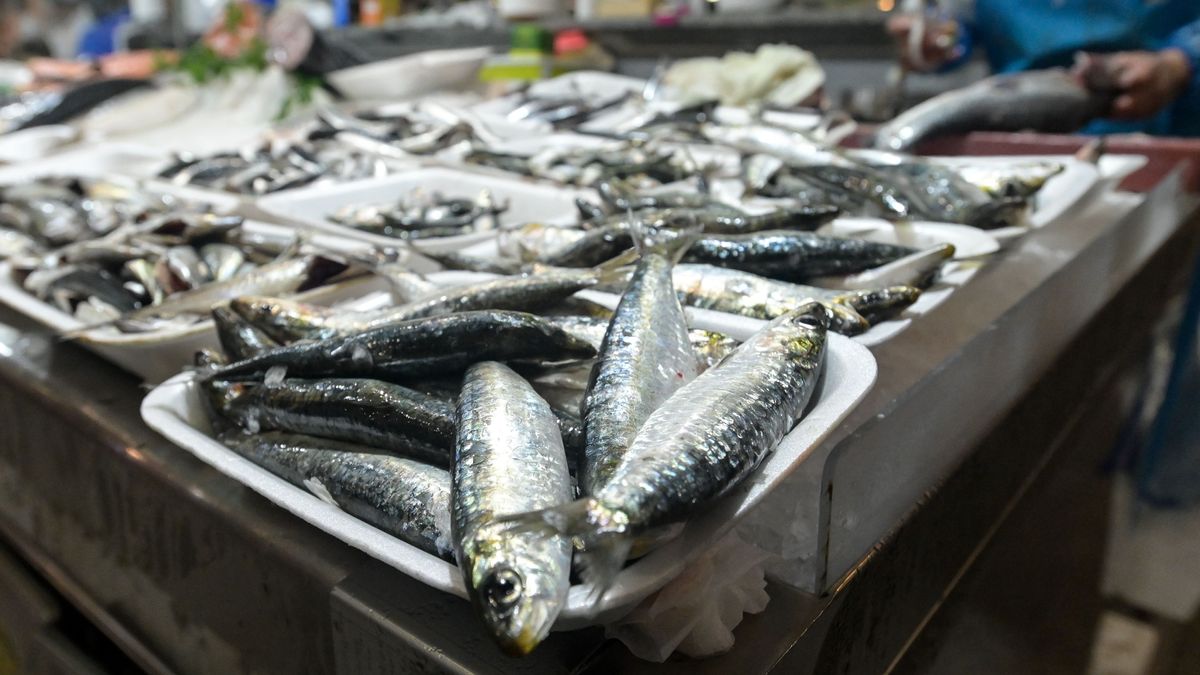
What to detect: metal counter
<box><xmin>0</xmin><ymin>173</ymin><xmax>1197</xmax><ymax>673</ymax></box>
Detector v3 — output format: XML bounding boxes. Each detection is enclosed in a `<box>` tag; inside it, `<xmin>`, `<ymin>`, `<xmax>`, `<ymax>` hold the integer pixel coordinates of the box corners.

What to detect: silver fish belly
<box><xmin>453</xmin><ymin>361</ymin><xmax>572</xmax><ymax>656</ymax></box>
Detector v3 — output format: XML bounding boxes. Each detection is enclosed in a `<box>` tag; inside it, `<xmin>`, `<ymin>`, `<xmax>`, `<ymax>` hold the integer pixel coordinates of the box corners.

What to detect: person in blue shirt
<box><xmin>888</xmin><ymin>0</ymin><xmax>1200</xmax><ymax>137</ymax></box>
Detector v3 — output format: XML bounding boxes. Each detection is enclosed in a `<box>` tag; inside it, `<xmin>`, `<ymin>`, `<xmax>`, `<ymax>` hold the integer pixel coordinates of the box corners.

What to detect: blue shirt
<box><xmin>948</xmin><ymin>0</ymin><xmax>1200</xmax><ymax>136</ymax></box>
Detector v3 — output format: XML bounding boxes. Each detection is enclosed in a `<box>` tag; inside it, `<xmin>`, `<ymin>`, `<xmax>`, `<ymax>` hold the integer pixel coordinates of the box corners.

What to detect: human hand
<box><xmin>1098</xmin><ymin>49</ymin><xmax>1192</xmax><ymax>120</ymax></box>
<box><xmin>886</xmin><ymin>14</ymin><xmax>961</xmax><ymax>72</ymax></box>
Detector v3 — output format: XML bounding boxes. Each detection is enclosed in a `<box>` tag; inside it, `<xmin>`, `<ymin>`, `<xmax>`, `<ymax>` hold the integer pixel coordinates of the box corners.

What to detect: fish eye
<box><xmin>483</xmin><ymin>568</ymin><xmax>523</xmax><ymax>612</ymax></box>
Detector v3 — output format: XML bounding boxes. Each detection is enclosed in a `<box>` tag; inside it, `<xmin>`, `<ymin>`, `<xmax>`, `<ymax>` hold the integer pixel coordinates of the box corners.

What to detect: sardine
<box><xmin>872</xmin><ymin>68</ymin><xmax>1112</xmax><ymax>152</ymax></box>
<box><xmin>684</xmin><ymin>230</ymin><xmax>918</xmax><ymax>283</ymax></box>
<box><xmin>582</xmin><ymin>230</ymin><xmax>698</xmax><ymax>495</ymax></box>
<box><xmin>119</xmin><ymin>255</ymin><xmax>349</xmax><ymax>323</ymax></box>
<box><xmin>213</xmin><ymin>310</ymin><xmax>597</xmax><ymax>381</ymax></box>
<box><xmin>453</xmin><ymin>361</ymin><xmax>572</xmax><ymax>656</ymax></box>
<box><xmin>220</xmin><ymin>378</ymin><xmax>454</xmax><ymax>466</ymax></box>
<box><xmin>505</xmin><ymin>304</ymin><xmax>830</xmax><ymax>596</ymax></box>
<box><xmin>671</xmin><ymin>264</ymin><xmax>920</xmax><ymax>334</ymax></box>
<box><xmin>200</xmin><ymin>243</ymin><xmax>247</xmax><ymax>282</ymax></box>
<box><xmin>224</xmin><ymin>431</ymin><xmax>453</xmax><ymax>559</ymax></box>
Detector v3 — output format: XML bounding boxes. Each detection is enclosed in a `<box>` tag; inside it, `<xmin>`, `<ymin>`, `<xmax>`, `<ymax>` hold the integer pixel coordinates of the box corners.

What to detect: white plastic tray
<box><xmin>0</xmin><ymin>221</ymin><xmax>422</xmax><ymax>382</ymax></box>
<box><xmin>256</xmin><ymin>167</ymin><xmax>586</xmax><ymax>254</ymax></box>
<box><xmin>141</xmin><ymin>327</ymin><xmax>875</xmax><ymax>628</ymax></box>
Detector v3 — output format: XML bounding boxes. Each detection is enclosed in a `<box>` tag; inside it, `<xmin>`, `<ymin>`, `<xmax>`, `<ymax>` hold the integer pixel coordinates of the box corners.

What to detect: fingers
<box><xmin>886</xmin><ymin>15</ymin><xmax>914</xmax><ymax>38</ymax></box>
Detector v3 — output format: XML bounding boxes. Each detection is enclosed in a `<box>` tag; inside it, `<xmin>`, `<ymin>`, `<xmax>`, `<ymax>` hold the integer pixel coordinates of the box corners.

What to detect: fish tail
<box><xmin>576</xmin><ymin>537</ymin><xmax>634</xmax><ymax>602</ymax></box>
<box><xmin>967</xmin><ymin>197</ymin><xmax>1028</xmax><ymax>230</ymax></box>
<box><xmin>497</xmin><ymin>497</ymin><xmax>634</xmax><ymax>602</ymax></box>
<box><xmin>632</xmin><ymin>219</ymin><xmax>699</xmax><ymax>264</ymax></box>
<box><xmin>825</xmin><ymin>301</ymin><xmax>869</xmax><ymax>336</ymax></box>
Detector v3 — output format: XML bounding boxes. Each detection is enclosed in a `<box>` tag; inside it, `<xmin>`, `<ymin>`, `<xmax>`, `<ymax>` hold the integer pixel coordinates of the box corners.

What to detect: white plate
<box><xmin>820</xmin><ymin>218</ymin><xmax>999</xmax><ymax>260</ymax></box>
<box><xmin>141</xmin><ymin>328</ymin><xmax>875</xmax><ymax>627</ymax></box>
<box><xmin>0</xmin><ymin>221</ymin><xmax>429</xmax><ymax>382</ymax></box>
<box><xmin>328</xmin><ymin>48</ymin><xmax>491</xmax><ymax>101</ymax></box>
<box><xmin>257</xmin><ymin>167</ymin><xmax>586</xmax><ymax>253</ymax></box>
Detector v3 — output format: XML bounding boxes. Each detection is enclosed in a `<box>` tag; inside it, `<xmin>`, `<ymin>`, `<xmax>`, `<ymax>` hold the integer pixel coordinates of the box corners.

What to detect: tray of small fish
<box><xmin>141</xmin><ymin>239</ymin><xmax>877</xmax><ymax>651</ymax></box>
<box><xmin>0</xmin><ymin>178</ymin><xmax>414</xmax><ymax>381</ymax></box>
<box><xmin>154</xmin><ymin>101</ymin><xmax>517</xmax><ymax>196</ymax></box>
<box><xmin>256</xmin><ymin>167</ymin><xmax>588</xmax><ymax>253</ymax></box>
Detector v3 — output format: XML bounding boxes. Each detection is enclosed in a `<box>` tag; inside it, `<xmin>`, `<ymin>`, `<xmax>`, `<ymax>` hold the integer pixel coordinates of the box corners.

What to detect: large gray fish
<box><xmin>582</xmin><ymin>230</ymin><xmax>699</xmax><ymax>495</ymax></box>
<box><xmin>213</xmin><ymin>310</ymin><xmax>597</xmax><ymax>381</ymax></box>
<box><xmin>671</xmin><ymin>264</ymin><xmax>920</xmax><ymax>334</ymax></box>
<box><xmin>453</xmin><ymin>361</ymin><xmax>572</xmax><ymax>656</ymax></box>
<box><xmin>221</xmin><ymin>378</ymin><xmax>455</xmax><ymax>466</ymax></box>
<box><xmin>684</xmin><ymin>230</ymin><xmax>917</xmax><ymax>283</ymax></box>
<box><xmin>505</xmin><ymin>304</ymin><xmax>830</xmax><ymax>597</ymax></box>
<box><xmin>223</xmin><ymin>431</ymin><xmax>453</xmax><ymax>559</ymax></box>
<box><xmin>872</xmin><ymin>68</ymin><xmax>1112</xmax><ymax>152</ymax></box>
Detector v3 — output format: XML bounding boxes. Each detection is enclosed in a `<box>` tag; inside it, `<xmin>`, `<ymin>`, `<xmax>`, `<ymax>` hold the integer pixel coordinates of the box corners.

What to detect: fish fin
<box><xmin>575</xmin><ymin>197</ymin><xmax>607</xmax><ymax>223</ymax></box>
<box><xmin>576</xmin><ymin>537</ymin><xmax>633</xmax><ymax>603</ymax></box>
<box><xmin>493</xmin><ymin>498</ymin><xmax>598</xmax><ymax>546</ymax></box>
<box><xmin>630</xmin><ymin>217</ymin><xmax>700</xmax><ymax>264</ymax></box>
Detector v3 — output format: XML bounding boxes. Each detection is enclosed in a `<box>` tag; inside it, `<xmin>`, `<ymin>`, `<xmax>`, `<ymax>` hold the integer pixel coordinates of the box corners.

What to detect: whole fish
<box><xmin>453</xmin><ymin>361</ymin><xmax>572</xmax><ymax>656</ymax></box>
<box><xmin>684</xmin><ymin>230</ymin><xmax>917</xmax><ymax>283</ymax></box>
<box><xmin>220</xmin><ymin>378</ymin><xmax>454</xmax><ymax>466</ymax></box>
<box><xmin>596</xmin><ymin>205</ymin><xmax>841</xmax><ymax>236</ymax></box>
<box><xmin>224</xmin><ymin>431</ymin><xmax>453</xmax><ymax>559</ymax></box>
<box><xmin>213</xmin><ymin>310</ymin><xmax>597</xmax><ymax>381</ymax></box>
<box><xmin>213</xmin><ymin>305</ymin><xmax>279</xmax><ymax>360</ymax></box>
<box><xmin>671</xmin><ymin>264</ymin><xmax>920</xmax><ymax>334</ymax></box>
<box><xmin>118</xmin><ymin>255</ymin><xmax>350</xmax><ymax>324</ymax></box>
<box><xmin>872</xmin><ymin>68</ymin><xmax>1112</xmax><ymax>152</ymax></box>
<box><xmin>505</xmin><ymin>304</ymin><xmax>830</xmax><ymax>596</ymax></box>
<box><xmin>405</xmin><ymin>246</ymin><xmax>525</xmax><ymax>276</ymax></box>
<box><xmin>231</xmin><ymin>270</ymin><xmax>604</xmax><ymax>342</ymax></box>
<box><xmin>582</xmin><ymin>230</ymin><xmax>698</xmax><ymax>495</ymax></box>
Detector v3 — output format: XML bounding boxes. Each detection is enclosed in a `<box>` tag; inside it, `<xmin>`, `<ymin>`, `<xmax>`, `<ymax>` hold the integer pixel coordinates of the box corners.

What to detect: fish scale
<box><xmin>453</xmin><ymin>361</ymin><xmax>572</xmax><ymax>656</ymax></box>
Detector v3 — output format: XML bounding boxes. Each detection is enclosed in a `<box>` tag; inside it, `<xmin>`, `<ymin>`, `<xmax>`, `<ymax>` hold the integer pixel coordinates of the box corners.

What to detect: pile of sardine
<box><xmin>465</xmin><ymin>97</ymin><xmax>1062</xmax><ymax>230</ymax></box>
<box><xmin>0</xmin><ymin>176</ymin><xmax>186</xmax><ymax>260</ymax></box>
<box><xmin>192</xmin><ymin>185</ymin><xmax>957</xmax><ymax>653</ymax></box>
<box><xmin>159</xmin><ymin>105</ymin><xmax>489</xmax><ymax>195</ymax></box>
<box><xmin>329</xmin><ymin>188</ymin><xmax>509</xmax><ymax>240</ymax></box>
<box><xmin>2</xmin><ymin>180</ymin><xmax>357</xmax><ymax>331</ymax></box>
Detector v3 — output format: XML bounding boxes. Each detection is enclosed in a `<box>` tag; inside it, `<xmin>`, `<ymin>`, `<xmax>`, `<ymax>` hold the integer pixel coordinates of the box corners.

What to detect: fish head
<box><xmin>466</xmin><ymin>525</ymin><xmax>569</xmax><ymax>656</ymax></box>
<box><xmin>229</xmin><ymin>295</ymin><xmax>333</xmax><ymax>343</ymax></box>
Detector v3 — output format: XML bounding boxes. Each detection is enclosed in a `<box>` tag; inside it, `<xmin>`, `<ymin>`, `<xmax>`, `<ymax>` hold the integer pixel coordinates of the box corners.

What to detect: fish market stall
<box><xmin>0</xmin><ymin>54</ymin><xmax>1198</xmax><ymax>673</ymax></box>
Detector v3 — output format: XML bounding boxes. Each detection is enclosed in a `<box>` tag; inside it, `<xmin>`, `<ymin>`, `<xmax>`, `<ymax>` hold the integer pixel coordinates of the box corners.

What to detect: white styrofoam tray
<box><xmin>256</xmin><ymin>167</ymin><xmax>586</xmax><ymax>254</ymax></box>
<box><xmin>0</xmin><ymin>222</ymin><xmax>433</xmax><ymax>383</ymax></box>
<box><xmin>141</xmin><ymin>325</ymin><xmax>876</xmax><ymax>628</ymax></box>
